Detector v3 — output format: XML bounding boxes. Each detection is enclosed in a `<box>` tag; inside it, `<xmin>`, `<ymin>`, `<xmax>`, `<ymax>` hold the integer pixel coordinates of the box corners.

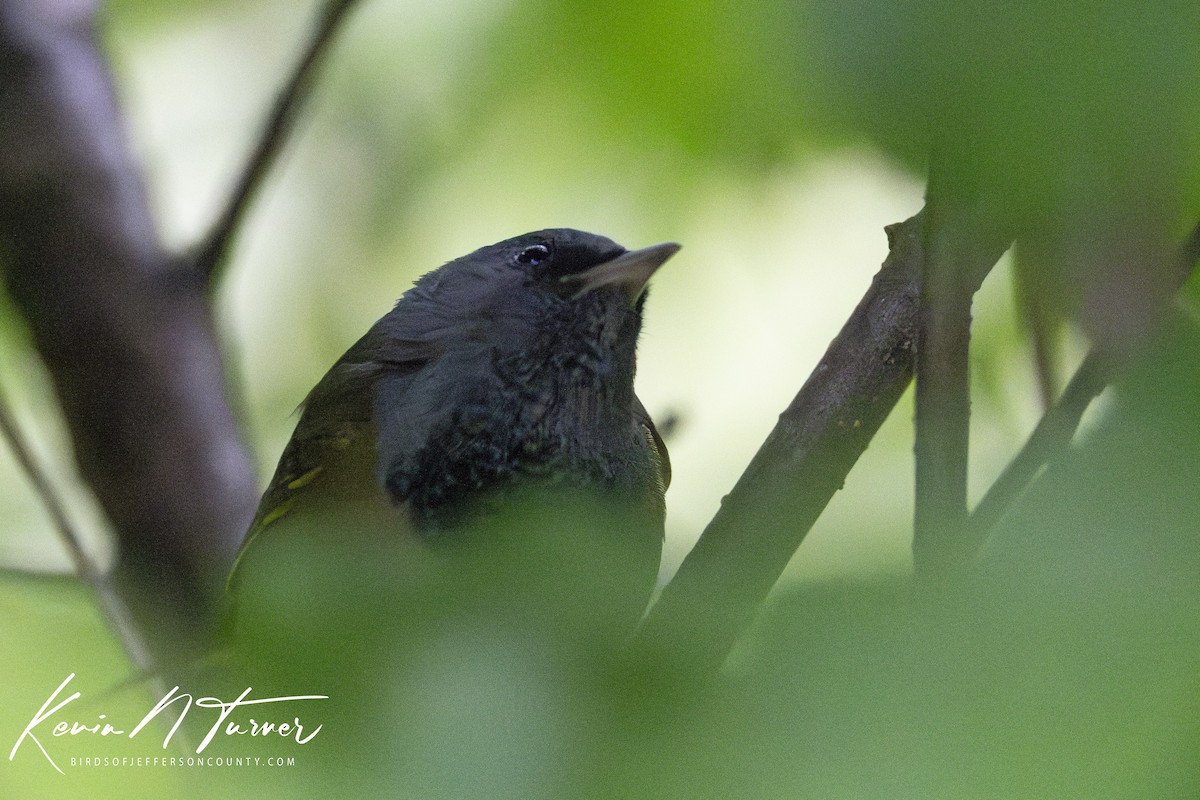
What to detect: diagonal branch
<box><xmin>634</xmin><ymin>211</ymin><xmax>927</xmax><ymax>671</ymax></box>
<box><xmin>192</xmin><ymin>0</ymin><xmax>365</xmax><ymax>286</ymax></box>
<box><xmin>966</xmin><ymin>218</ymin><xmax>1200</xmax><ymax>549</ymax></box>
<box><xmin>0</xmin><ymin>381</ymin><xmax>155</xmax><ymax>675</ymax></box>
<box><xmin>965</xmin><ymin>349</ymin><xmax>1107</xmax><ymax>544</ymax></box>
<box><xmin>1012</xmin><ymin>246</ymin><xmax>1061</xmax><ymax>412</ymax></box>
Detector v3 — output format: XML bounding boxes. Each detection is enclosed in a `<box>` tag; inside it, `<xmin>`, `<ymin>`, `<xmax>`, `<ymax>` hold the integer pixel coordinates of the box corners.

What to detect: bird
<box><xmin>226</xmin><ymin>229</ymin><xmax>679</xmax><ymax>652</ymax></box>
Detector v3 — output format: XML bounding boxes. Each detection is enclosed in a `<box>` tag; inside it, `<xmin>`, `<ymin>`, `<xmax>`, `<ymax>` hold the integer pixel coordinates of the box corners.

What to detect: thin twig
<box><xmin>1013</xmin><ymin>247</ymin><xmax>1060</xmax><ymax>411</ymax></box>
<box><xmin>966</xmin><ymin>218</ymin><xmax>1200</xmax><ymax>550</ymax></box>
<box><xmin>966</xmin><ymin>350</ymin><xmax>1107</xmax><ymax>544</ymax></box>
<box><xmin>0</xmin><ymin>382</ymin><xmax>156</xmax><ymax>675</ymax></box>
<box><xmin>192</xmin><ymin>0</ymin><xmax>364</xmax><ymax>285</ymax></box>
<box><xmin>0</xmin><ymin>383</ymin><xmax>194</xmax><ymax>752</ymax></box>
<box><xmin>0</xmin><ymin>565</ymin><xmax>81</xmax><ymax>584</ymax></box>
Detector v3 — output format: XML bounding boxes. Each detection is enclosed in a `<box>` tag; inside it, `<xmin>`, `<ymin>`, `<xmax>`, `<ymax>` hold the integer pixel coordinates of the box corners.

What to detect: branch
<box><xmin>191</xmin><ymin>0</ymin><xmax>364</xmax><ymax>286</ymax></box>
<box><xmin>0</xmin><ymin>0</ymin><xmax>258</xmax><ymax>633</ymax></box>
<box><xmin>966</xmin><ymin>218</ymin><xmax>1200</xmax><ymax>549</ymax></box>
<box><xmin>1179</xmin><ymin>221</ymin><xmax>1200</xmax><ymax>285</ymax></box>
<box><xmin>911</xmin><ymin>194</ymin><xmax>1010</xmax><ymax>582</ymax></box>
<box><xmin>633</xmin><ymin>212</ymin><xmax>927</xmax><ymax>671</ymax></box>
<box><xmin>965</xmin><ymin>349</ymin><xmax>1107</xmax><ymax>543</ymax></box>
<box><xmin>0</xmin><ymin>382</ymin><xmax>156</xmax><ymax>675</ymax></box>
<box><xmin>1012</xmin><ymin>246</ymin><xmax>1061</xmax><ymax>411</ymax></box>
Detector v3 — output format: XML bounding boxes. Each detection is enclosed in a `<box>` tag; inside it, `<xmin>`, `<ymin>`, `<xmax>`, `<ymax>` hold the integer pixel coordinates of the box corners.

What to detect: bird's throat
<box><xmin>386</xmin><ymin>356</ymin><xmax>642</xmax><ymax>535</ymax></box>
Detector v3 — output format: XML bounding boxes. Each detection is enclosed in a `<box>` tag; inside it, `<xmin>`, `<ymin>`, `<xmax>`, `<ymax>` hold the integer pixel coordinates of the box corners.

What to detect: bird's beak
<box><xmin>561</xmin><ymin>242</ymin><xmax>681</xmax><ymax>304</ymax></box>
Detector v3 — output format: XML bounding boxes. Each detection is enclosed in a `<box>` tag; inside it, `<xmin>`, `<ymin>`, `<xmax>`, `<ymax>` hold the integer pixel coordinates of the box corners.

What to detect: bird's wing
<box><xmin>633</xmin><ymin>394</ymin><xmax>671</xmax><ymax>492</ymax></box>
<box><xmin>230</xmin><ymin>338</ymin><xmax>440</xmax><ymax>585</ymax></box>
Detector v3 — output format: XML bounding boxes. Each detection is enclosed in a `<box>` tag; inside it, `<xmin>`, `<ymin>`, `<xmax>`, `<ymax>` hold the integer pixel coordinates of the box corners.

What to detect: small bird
<box><xmin>228</xmin><ymin>229</ymin><xmax>678</xmax><ymax>648</ymax></box>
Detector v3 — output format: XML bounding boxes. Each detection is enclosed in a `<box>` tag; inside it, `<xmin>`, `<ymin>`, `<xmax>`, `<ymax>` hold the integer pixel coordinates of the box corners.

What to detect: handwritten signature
<box><xmin>9</xmin><ymin>673</ymin><xmax>326</xmax><ymax>775</ymax></box>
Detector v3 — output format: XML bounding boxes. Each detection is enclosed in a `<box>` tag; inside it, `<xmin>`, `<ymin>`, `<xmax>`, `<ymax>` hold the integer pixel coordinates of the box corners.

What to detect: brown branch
<box><xmin>912</xmin><ymin>194</ymin><xmax>1010</xmax><ymax>582</ymax></box>
<box><xmin>0</xmin><ymin>0</ymin><xmax>258</xmax><ymax>634</ymax></box>
<box><xmin>633</xmin><ymin>211</ymin><xmax>927</xmax><ymax>671</ymax></box>
<box><xmin>192</xmin><ymin>0</ymin><xmax>364</xmax><ymax>286</ymax></box>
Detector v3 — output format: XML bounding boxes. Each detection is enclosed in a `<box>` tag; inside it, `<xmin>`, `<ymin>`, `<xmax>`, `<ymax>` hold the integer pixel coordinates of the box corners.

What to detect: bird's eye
<box><xmin>516</xmin><ymin>244</ymin><xmax>551</xmax><ymax>266</ymax></box>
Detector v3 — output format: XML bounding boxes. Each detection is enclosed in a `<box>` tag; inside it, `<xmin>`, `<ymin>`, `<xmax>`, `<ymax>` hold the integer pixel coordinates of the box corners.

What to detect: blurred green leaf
<box><xmin>0</xmin><ymin>578</ymin><xmax>182</xmax><ymax>798</ymax></box>
<box><xmin>467</xmin><ymin>0</ymin><xmax>810</xmax><ymax>164</ymax></box>
<box><xmin>801</xmin><ymin>0</ymin><xmax>1200</xmax><ymax>224</ymax></box>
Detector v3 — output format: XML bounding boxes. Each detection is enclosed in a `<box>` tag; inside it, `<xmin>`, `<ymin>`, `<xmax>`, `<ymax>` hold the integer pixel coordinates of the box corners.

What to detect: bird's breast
<box><xmin>382</xmin><ymin>369</ymin><xmax>652</xmax><ymax>534</ymax></box>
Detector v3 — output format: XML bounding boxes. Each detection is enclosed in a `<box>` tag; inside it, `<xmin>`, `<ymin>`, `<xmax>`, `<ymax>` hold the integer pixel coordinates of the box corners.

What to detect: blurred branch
<box><xmin>966</xmin><ymin>349</ymin><xmax>1107</xmax><ymax>543</ymax></box>
<box><xmin>0</xmin><ymin>0</ymin><xmax>257</xmax><ymax>635</ymax></box>
<box><xmin>912</xmin><ymin>192</ymin><xmax>1011</xmax><ymax>582</ymax></box>
<box><xmin>1012</xmin><ymin>247</ymin><xmax>1060</xmax><ymax>411</ymax></box>
<box><xmin>967</xmin><ymin>218</ymin><xmax>1200</xmax><ymax>549</ymax></box>
<box><xmin>192</xmin><ymin>0</ymin><xmax>364</xmax><ymax>286</ymax></box>
<box><xmin>0</xmin><ymin>382</ymin><xmax>155</xmax><ymax>675</ymax></box>
<box><xmin>0</xmin><ymin>566</ymin><xmax>79</xmax><ymax>584</ymax></box>
<box><xmin>634</xmin><ymin>211</ymin><xmax>927</xmax><ymax>671</ymax></box>
<box><xmin>1177</xmin><ymin>221</ymin><xmax>1200</xmax><ymax>285</ymax></box>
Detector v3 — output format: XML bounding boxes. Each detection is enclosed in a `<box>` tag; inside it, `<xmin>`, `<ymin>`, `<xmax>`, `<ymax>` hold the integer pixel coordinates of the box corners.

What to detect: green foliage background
<box><xmin>2</xmin><ymin>0</ymin><xmax>1199</xmax><ymax>797</ymax></box>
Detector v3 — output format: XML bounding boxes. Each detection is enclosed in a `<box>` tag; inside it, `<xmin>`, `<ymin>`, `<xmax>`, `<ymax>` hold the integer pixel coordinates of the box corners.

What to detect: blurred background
<box><xmin>3</xmin><ymin>0</ymin><xmax>1199</xmax><ymax>797</ymax></box>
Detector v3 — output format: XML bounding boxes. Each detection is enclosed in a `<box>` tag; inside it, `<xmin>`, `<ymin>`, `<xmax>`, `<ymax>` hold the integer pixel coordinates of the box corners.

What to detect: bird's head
<box><xmin>359</xmin><ymin>229</ymin><xmax>680</xmax><ymax>528</ymax></box>
<box><xmin>396</xmin><ymin>229</ymin><xmax>680</xmax><ymax>362</ymax></box>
